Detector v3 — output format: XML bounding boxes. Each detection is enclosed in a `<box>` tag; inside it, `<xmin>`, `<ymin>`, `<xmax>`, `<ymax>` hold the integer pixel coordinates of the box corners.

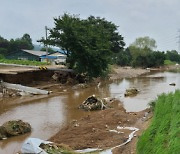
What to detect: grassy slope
<box><xmin>137</xmin><ymin>90</ymin><xmax>180</xmax><ymax>154</ymax></box>
<box><xmin>0</xmin><ymin>59</ymin><xmax>48</xmax><ymax>66</ymax></box>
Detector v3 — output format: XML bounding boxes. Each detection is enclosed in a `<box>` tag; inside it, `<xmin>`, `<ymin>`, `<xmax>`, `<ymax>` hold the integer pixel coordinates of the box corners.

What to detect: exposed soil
<box><xmin>109</xmin><ymin>66</ymin><xmax>150</xmax><ymax>80</ymax></box>
<box><xmin>50</xmin><ymin>103</ymin><xmax>152</xmax><ymax>154</ymax></box>
<box><xmin>47</xmin><ymin>67</ymin><xmax>152</xmax><ymax>154</ymax></box>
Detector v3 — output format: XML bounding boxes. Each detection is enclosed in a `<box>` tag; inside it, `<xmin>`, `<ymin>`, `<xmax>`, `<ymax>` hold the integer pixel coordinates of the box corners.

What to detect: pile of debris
<box><xmin>79</xmin><ymin>95</ymin><xmax>107</xmax><ymax>111</ymax></box>
<box><xmin>40</xmin><ymin>143</ymin><xmax>74</xmax><ymax>154</ymax></box>
<box><xmin>0</xmin><ymin>85</ymin><xmax>18</xmax><ymax>97</ymax></box>
<box><xmin>20</xmin><ymin>138</ymin><xmax>75</xmax><ymax>154</ymax></box>
<box><xmin>0</xmin><ymin>120</ymin><xmax>31</xmax><ymax>140</ymax></box>
<box><xmin>52</xmin><ymin>71</ymin><xmax>87</xmax><ymax>84</ymax></box>
<box><xmin>124</xmin><ymin>88</ymin><xmax>139</xmax><ymax>97</ymax></box>
<box><xmin>0</xmin><ymin>82</ymin><xmax>49</xmax><ymax>97</ymax></box>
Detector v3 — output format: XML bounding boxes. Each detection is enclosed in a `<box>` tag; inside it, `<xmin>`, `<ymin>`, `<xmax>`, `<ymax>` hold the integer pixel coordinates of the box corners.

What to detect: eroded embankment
<box><xmin>0</xmin><ymin>70</ymin><xmax>54</xmax><ymax>85</ymax></box>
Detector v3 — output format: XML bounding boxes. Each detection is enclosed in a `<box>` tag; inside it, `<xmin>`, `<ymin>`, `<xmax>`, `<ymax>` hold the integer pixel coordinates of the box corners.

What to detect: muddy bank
<box><xmin>0</xmin><ymin>66</ymin><xmax>155</xmax><ymax>153</ymax></box>
<box><xmin>50</xmin><ymin>103</ymin><xmax>151</xmax><ymax>154</ymax></box>
<box><xmin>109</xmin><ymin>66</ymin><xmax>150</xmax><ymax>80</ymax></box>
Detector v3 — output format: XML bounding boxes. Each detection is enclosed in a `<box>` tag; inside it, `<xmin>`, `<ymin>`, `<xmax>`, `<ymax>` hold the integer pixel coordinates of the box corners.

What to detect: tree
<box><xmin>115</xmin><ymin>48</ymin><xmax>132</xmax><ymax>66</ymax></box>
<box><xmin>130</xmin><ymin>36</ymin><xmax>157</xmax><ymax>50</ymax></box>
<box><xmin>21</xmin><ymin>33</ymin><xmax>34</xmax><ymax>49</ymax></box>
<box><xmin>166</xmin><ymin>50</ymin><xmax>180</xmax><ymax>63</ymax></box>
<box><xmin>128</xmin><ymin>36</ymin><xmax>165</xmax><ymax>67</ymax></box>
<box><xmin>0</xmin><ymin>36</ymin><xmax>9</xmax><ymax>55</ymax></box>
<box><xmin>39</xmin><ymin>13</ymin><xmax>125</xmax><ymax>79</ymax></box>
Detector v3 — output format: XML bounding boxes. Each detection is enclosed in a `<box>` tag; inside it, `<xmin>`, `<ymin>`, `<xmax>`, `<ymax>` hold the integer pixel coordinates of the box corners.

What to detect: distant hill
<box><xmin>33</xmin><ymin>44</ymin><xmax>43</xmax><ymax>51</ymax></box>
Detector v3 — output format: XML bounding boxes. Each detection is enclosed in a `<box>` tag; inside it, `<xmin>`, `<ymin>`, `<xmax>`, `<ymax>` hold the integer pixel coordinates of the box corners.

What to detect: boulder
<box><xmin>79</xmin><ymin>95</ymin><xmax>107</xmax><ymax>111</ymax></box>
<box><xmin>124</xmin><ymin>88</ymin><xmax>139</xmax><ymax>97</ymax></box>
<box><xmin>0</xmin><ymin>120</ymin><xmax>31</xmax><ymax>140</ymax></box>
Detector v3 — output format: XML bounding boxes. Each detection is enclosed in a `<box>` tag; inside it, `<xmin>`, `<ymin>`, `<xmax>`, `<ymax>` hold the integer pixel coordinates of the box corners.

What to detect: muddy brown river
<box><xmin>0</xmin><ymin>71</ymin><xmax>179</xmax><ymax>154</ymax></box>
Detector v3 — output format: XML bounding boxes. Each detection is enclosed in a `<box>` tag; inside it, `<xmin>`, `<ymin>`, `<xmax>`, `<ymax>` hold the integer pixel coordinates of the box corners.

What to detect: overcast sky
<box><xmin>0</xmin><ymin>0</ymin><xmax>180</xmax><ymax>51</ymax></box>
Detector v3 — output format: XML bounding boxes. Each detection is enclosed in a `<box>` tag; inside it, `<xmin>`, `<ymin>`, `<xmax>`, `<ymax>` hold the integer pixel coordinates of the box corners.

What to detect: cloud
<box><xmin>0</xmin><ymin>0</ymin><xmax>180</xmax><ymax>51</ymax></box>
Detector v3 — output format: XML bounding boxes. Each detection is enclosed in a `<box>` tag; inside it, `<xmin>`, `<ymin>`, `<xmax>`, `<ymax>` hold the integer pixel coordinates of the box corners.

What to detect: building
<box><xmin>40</xmin><ymin>52</ymin><xmax>67</xmax><ymax>64</ymax></box>
<box><xmin>6</xmin><ymin>49</ymin><xmax>46</xmax><ymax>61</ymax></box>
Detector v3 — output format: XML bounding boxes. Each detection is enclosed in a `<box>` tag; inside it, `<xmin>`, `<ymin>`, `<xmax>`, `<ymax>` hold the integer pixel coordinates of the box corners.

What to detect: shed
<box><xmin>6</xmin><ymin>49</ymin><xmax>46</xmax><ymax>61</ymax></box>
<box><xmin>40</xmin><ymin>52</ymin><xmax>67</xmax><ymax>64</ymax></box>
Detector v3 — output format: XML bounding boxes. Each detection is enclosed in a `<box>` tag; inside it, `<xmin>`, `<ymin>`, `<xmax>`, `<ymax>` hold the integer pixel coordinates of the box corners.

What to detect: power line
<box><xmin>177</xmin><ymin>29</ymin><xmax>180</xmax><ymax>53</ymax></box>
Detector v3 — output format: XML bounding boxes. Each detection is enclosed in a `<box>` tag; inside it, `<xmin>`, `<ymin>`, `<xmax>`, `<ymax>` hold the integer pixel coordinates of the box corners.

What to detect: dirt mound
<box><xmin>0</xmin><ymin>120</ymin><xmax>31</xmax><ymax>140</ymax></box>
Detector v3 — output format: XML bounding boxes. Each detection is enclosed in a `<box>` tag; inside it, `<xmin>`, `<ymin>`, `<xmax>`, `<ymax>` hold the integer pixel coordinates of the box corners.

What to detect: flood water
<box><xmin>0</xmin><ymin>71</ymin><xmax>179</xmax><ymax>154</ymax></box>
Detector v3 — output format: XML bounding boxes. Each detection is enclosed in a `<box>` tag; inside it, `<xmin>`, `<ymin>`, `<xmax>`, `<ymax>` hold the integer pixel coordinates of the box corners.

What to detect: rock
<box><xmin>79</xmin><ymin>95</ymin><xmax>107</xmax><ymax>111</ymax></box>
<box><xmin>169</xmin><ymin>83</ymin><xmax>176</xmax><ymax>86</ymax></box>
<box><xmin>124</xmin><ymin>88</ymin><xmax>139</xmax><ymax>97</ymax></box>
<box><xmin>0</xmin><ymin>120</ymin><xmax>31</xmax><ymax>139</ymax></box>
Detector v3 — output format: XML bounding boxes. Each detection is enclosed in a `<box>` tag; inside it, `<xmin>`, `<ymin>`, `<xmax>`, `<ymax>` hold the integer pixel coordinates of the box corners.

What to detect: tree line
<box><xmin>116</xmin><ymin>36</ymin><xmax>180</xmax><ymax>68</ymax></box>
<box><xmin>1</xmin><ymin>13</ymin><xmax>180</xmax><ymax>79</ymax></box>
<box><xmin>0</xmin><ymin>33</ymin><xmax>33</xmax><ymax>58</ymax></box>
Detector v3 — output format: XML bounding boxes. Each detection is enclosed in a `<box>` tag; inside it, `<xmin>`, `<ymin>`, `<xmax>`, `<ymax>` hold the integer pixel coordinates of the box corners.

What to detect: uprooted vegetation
<box><xmin>137</xmin><ymin>90</ymin><xmax>180</xmax><ymax>154</ymax></box>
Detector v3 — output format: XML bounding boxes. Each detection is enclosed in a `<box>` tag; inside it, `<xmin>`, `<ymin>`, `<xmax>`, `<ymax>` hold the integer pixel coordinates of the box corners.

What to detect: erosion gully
<box><xmin>0</xmin><ymin>71</ymin><xmax>179</xmax><ymax>154</ymax></box>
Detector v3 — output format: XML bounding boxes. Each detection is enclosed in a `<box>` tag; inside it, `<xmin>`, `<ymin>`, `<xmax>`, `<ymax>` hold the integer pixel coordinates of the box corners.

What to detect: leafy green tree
<box><xmin>0</xmin><ymin>36</ymin><xmax>9</xmax><ymax>55</ymax></box>
<box><xmin>39</xmin><ymin>13</ymin><xmax>125</xmax><ymax>79</ymax></box>
<box><xmin>130</xmin><ymin>36</ymin><xmax>157</xmax><ymax>50</ymax></box>
<box><xmin>0</xmin><ymin>34</ymin><xmax>34</xmax><ymax>57</ymax></box>
<box><xmin>166</xmin><ymin>50</ymin><xmax>180</xmax><ymax>63</ymax></box>
<box><xmin>115</xmin><ymin>48</ymin><xmax>132</xmax><ymax>66</ymax></box>
<box><xmin>129</xmin><ymin>36</ymin><xmax>165</xmax><ymax>67</ymax></box>
<box><xmin>21</xmin><ymin>33</ymin><xmax>34</xmax><ymax>49</ymax></box>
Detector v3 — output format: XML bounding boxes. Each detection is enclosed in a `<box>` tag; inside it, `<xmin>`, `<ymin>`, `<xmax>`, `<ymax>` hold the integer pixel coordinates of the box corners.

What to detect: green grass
<box><xmin>164</xmin><ymin>60</ymin><xmax>176</xmax><ymax>65</ymax></box>
<box><xmin>0</xmin><ymin>58</ymin><xmax>48</xmax><ymax>66</ymax></box>
<box><xmin>137</xmin><ymin>90</ymin><xmax>180</xmax><ymax>154</ymax></box>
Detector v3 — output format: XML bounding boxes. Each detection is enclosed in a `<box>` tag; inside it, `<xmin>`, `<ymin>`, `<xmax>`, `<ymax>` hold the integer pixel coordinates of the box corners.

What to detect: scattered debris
<box><xmin>79</xmin><ymin>95</ymin><xmax>107</xmax><ymax>111</ymax></box>
<box><xmin>21</xmin><ymin>138</ymin><xmax>75</xmax><ymax>154</ymax></box>
<box><xmin>1</xmin><ymin>82</ymin><xmax>49</xmax><ymax>95</ymax></box>
<box><xmin>0</xmin><ymin>120</ymin><xmax>31</xmax><ymax>140</ymax></box>
<box><xmin>52</xmin><ymin>71</ymin><xmax>87</xmax><ymax>84</ymax></box>
<box><xmin>40</xmin><ymin>143</ymin><xmax>75</xmax><ymax>154</ymax></box>
<box><xmin>72</xmin><ymin>83</ymin><xmax>88</xmax><ymax>90</ymax></box>
<box><xmin>21</xmin><ymin>138</ymin><xmax>51</xmax><ymax>154</ymax></box>
<box><xmin>124</xmin><ymin>88</ymin><xmax>139</xmax><ymax>97</ymax></box>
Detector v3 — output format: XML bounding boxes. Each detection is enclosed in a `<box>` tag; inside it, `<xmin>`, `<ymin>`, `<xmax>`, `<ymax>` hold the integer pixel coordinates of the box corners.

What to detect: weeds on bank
<box><xmin>0</xmin><ymin>59</ymin><xmax>48</xmax><ymax>66</ymax></box>
<box><xmin>137</xmin><ymin>90</ymin><xmax>180</xmax><ymax>154</ymax></box>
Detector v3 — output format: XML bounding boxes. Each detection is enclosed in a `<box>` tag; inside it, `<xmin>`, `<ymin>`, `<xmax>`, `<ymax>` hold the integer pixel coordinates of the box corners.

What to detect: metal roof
<box><xmin>22</xmin><ymin>49</ymin><xmax>46</xmax><ymax>57</ymax></box>
<box><xmin>49</xmin><ymin>52</ymin><xmax>67</xmax><ymax>57</ymax></box>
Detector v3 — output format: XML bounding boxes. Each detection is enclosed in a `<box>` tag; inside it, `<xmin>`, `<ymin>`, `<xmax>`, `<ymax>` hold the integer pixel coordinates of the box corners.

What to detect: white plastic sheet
<box><xmin>21</xmin><ymin>138</ymin><xmax>51</xmax><ymax>154</ymax></box>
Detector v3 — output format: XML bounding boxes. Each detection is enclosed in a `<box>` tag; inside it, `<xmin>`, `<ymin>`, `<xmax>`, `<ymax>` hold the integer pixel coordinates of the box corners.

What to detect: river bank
<box><xmin>50</xmin><ymin>105</ymin><xmax>152</xmax><ymax>154</ymax></box>
<box><xmin>1</xmin><ymin>66</ymin><xmax>179</xmax><ymax>153</ymax></box>
<box><xmin>44</xmin><ymin>67</ymin><xmax>151</xmax><ymax>154</ymax></box>
<box><xmin>137</xmin><ymin>90</ymin><xmax>180</xmax><ymax>154</ymax></box>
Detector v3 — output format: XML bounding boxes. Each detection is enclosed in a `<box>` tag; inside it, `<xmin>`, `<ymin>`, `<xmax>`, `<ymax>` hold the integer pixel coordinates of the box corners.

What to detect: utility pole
<box><xmin>177</xmin><ymin>29</ymin><xmax>180</xmax><ymax>53</ymax></box>
<box><xmin>45</xmin><ymin>26</ymin><xmax>48</xmax><ymax>56</ymax></box>
<box><xmin>45</xmin><ymin>26</ymin><xmax>48</xmax><ymax>59</ymax></box>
